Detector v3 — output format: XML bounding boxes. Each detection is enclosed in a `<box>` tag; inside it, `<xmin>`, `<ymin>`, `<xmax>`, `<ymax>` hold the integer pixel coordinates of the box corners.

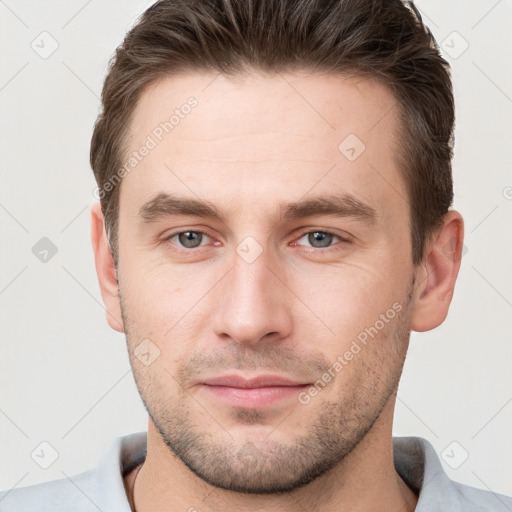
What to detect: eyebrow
<box><xmin>138</xmin><ymin>192</ymin><xmax>378</xmax><ymax>225</ymax></box>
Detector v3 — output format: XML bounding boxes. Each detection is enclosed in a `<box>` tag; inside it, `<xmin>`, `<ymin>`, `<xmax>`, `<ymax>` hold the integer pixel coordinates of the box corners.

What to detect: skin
<box><xmin>91</xmin><ymin>70</ymin><xmax>464</xmax><ymax>512</ymax></box>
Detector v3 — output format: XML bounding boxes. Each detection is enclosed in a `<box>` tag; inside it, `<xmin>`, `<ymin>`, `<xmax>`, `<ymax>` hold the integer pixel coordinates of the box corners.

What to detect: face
<box><xmin>115</xmin><ymin>70</ymin><xmax>418</xmax><ymax>493</ymax></box>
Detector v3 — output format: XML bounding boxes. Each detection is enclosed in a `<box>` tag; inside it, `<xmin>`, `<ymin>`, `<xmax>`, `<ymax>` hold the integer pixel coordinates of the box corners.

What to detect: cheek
<box><xmin>290</xmin><ymin>261</ymin><xmax>403</xmax><ymax>344</ymax></box>
<box><xmin>120</xmin><ymin>255</ymin><xmax>186</xmax><ymax>312</ymax></box>
<box><xmin>322</xmin><ymin>302</ymin><xmax>410</xmax><ymax>400</ymax></box>
<box><xmin>119</xmin><ymin>267</ymin><xmax>213</xmax><ymax>370</ymax></box>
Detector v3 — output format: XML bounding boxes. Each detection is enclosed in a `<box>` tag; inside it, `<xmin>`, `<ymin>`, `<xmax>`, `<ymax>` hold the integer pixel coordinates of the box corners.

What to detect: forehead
<box><xmin>120</xmin><ymin>70</ymin><xmax>408</xmax><ymax>226</ymax></box>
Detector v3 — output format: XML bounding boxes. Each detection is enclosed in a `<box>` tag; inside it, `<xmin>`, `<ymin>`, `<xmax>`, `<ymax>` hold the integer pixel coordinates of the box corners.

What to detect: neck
<box><xmin>130</xmin><ymin>403</ymin><xmax>418</xmax><ymax>512</ymax></box>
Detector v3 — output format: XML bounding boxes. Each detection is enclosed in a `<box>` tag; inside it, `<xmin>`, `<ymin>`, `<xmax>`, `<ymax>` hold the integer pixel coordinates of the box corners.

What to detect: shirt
<box><xmin>1</xmin><ymin>431</ymin><xmax>511</xmax><ymax>511</ymax></box>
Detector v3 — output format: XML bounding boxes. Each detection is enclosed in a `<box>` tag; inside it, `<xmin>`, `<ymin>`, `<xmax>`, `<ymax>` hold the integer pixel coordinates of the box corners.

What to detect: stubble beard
<box><xmin>120</xmin><ymin>279</ymin><xmax>415</xmax><ymax>494</ymax></box>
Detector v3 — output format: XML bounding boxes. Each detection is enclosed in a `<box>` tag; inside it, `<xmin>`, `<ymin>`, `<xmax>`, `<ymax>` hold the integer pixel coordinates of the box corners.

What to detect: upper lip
<box><xmin>201</xmin><ymin>374</ymin><xmax>309</xmax><ymax>388</ymax></box>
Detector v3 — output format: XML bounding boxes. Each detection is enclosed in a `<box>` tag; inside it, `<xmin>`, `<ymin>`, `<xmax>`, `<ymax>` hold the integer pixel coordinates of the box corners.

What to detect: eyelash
<box><xmin>164</xmin><ymin>229</ymin><xmax>351</xmax><ymax>254</ymax></box>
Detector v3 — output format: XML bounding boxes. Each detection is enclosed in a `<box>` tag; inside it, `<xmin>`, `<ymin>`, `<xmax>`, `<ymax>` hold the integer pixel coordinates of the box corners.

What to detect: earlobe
<box><xmin>90</xmin><ymin>202</ymin><xmax>125</xmax><ymax>333</ymax></box>
<box><xmin>410</xmin><ymin>210</ymin><xmax>464</xmax><ymax>332</ymax></box>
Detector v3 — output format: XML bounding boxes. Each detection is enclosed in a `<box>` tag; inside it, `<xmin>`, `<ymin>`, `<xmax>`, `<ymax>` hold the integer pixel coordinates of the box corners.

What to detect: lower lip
<box><xmin>201</xmin><ymin>384</ymin><xmax>309</xmax><ymax>408</ymax></box>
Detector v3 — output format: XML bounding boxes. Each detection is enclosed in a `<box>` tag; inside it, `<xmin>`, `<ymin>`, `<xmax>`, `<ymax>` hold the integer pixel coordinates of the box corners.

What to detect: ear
<box><xmin>90</xmin><ymin>201</ymin><xmax>124</xmax><ymax>333</ymax></box>
<box><xmin>410</xmin><ymin>210</ymin><xmax>464</xmax><ymax>332</ymax></box>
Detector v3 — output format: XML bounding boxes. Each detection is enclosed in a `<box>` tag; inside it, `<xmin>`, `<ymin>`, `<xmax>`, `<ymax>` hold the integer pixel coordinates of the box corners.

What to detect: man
<box><xmin>1</xmin><ymin>0</ymin><xmax>511</xmax><ymax>510</ymax></box>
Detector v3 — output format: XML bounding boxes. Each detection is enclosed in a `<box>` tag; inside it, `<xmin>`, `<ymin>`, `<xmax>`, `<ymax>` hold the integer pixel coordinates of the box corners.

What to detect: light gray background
<box><xmin>1</xmin><ymin>0</ymin><xmax>511</xmax><ymax>498</ymax></box>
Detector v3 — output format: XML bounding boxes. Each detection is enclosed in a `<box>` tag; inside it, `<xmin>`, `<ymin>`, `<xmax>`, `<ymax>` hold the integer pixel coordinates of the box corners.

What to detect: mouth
<box><xmin>198</xmin><ymin>374</ymin><xmax>311</xmax><ymax>409</ymax></box>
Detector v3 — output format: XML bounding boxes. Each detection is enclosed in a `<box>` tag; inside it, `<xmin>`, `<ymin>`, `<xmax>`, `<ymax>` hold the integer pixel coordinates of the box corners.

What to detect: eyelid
<box><xmin>294</xmin><ymin>227</ymin><xmax>353</xmax><ymax>241</ymax></box>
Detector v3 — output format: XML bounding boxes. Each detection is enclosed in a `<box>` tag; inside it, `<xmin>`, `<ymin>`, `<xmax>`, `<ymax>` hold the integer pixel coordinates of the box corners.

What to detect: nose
<box><xmin>212</xmin><ymin>242</ymin><xmax>293</xmax><ymax>346</ymax></box>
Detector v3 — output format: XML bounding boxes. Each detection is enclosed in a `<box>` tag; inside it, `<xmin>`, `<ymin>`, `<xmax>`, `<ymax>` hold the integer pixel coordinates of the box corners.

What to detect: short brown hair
<box><xmin>90</xmin><ymin>0</ymin><xmax>454</xmax><ymax>267</ymax></box>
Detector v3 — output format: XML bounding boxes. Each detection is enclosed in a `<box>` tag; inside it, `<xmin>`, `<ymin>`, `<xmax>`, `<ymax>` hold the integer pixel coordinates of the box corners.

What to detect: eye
<box><xmin>164</xmin><ymin>229</ymin><xmax>350</xmax><ymax>253</ymax></box>
<box><xmin>293</xmin><ymin>230</ymin><xmax>349</xmax><ymax>250</ymax></box>
<box><xmin>167</xmin><ymin>230</ymin><xmax>212</xmax><ymax>250</ymax></box>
